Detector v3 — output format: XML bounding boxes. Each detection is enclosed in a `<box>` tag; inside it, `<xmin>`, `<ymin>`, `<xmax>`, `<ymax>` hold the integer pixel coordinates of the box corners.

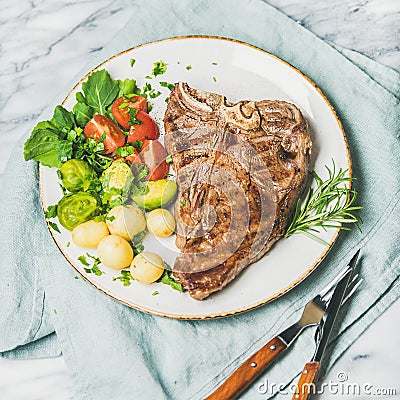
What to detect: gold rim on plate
<box><xmin>39</xmin><ymin>35</ymin><xmax>352</xmax><ymax>320</ymax></box>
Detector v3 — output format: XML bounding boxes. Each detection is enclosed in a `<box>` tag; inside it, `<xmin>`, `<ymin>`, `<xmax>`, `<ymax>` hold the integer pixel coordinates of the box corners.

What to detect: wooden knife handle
<box><xmin>205</xmin><ymin>336</ymin><xmax>287</xmax><ymax>400</ymax></box>
<box><xmin>291</xmin><ymin>361</ymin><xmax>321</xmax><ymax>400</ymax></box>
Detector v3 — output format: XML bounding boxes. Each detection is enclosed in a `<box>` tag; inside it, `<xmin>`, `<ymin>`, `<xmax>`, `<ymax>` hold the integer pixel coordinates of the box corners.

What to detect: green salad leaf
<box><xmin>51</xmin><ymin>105</ymin><xmax>75</xmax><ymax>132</ymax></box>
<box><xmin>82</xmin><ymin>70</ymin><xmax>119</xmax><ymax>115</ymax></box>
<box><xmin>117</xmin><ymin>78</ymin><xmax>136</xmax><ymax>97</ymax></box>
<box><xmin>24</xmin><ymin>105</ymin><xmax>76</xmax><ymax>167</ymax></box>
<box><xmin>73</xmin><ymin>102</ymin><xmax>94</xmax><ymax>128</ymax></box>
<box><xmin>24</xmin><ymin>128</ymin><xmax>62</xmax><ymax>167</ymax></box>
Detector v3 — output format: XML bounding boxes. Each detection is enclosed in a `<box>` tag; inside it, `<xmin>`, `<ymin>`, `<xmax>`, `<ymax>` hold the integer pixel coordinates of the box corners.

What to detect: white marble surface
<box><xmin>0</xmin><ymin>0</ymin><xmax>399</xmax><ymax>399</ymax></box>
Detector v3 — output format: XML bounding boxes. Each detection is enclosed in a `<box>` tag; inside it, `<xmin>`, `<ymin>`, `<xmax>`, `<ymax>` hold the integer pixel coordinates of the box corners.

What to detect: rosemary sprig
<box><xmin>285</xmin><ymin>162</ymin><xmax>362</xmax><ymax>245</ymax></box>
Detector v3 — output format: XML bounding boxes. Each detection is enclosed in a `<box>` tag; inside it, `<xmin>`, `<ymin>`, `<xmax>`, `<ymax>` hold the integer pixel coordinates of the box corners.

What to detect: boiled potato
<box><xmin>97</xmin><ymin>235</ymin><xmax>133</xmax><ymax>270</ymax></box>
<box><xmin>146</xmin><ymin>209</ymin><xmax>176</xmax><ymax>238</ymax></box>
<box><xmin>106</xmin><ymin>205</ymin><xmax>146</xmax><ymax>241</ymax></box>
<box><xmin>130</xmin><ymin>252</ymin><xmax>164</xmax><ymax>284</ymax></box>
<box><xmin>72</xmin><ymin>220</ymin><xmax>109</xmax><ymax>248</ymax></box>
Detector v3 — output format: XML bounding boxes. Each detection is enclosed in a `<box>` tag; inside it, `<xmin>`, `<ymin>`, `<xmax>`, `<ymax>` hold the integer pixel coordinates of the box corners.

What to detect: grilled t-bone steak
<box><xmin>164</xmin><ymin>82</ymin><xmax>312</xmax><ymax>300</ymax></box>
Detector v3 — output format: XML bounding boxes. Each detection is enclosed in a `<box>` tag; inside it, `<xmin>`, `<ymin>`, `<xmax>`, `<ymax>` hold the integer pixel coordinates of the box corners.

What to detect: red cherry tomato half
<box><xmin>127</xmin><ymin>111</ymin><xmax>159</xmax><ymax>143</ymax></box>
<box><xmin>83</xmin><ymin>115</ymin><xmax>125</xmax><ymax>154</ymax></box>
<box><xmin>111</xmin><ymin>96</ymin><xmax>147</xmax><ymax>130</ymax></box>
<box><xmin>126</xmin><ymin>139</ymin><xmax>169</xmax><ymax>180</ymax></box>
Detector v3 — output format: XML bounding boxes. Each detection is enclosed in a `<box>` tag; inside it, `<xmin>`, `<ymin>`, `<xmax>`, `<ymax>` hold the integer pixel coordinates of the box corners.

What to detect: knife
<box><xmin>291</xmin><ymin>250</ymin><xmax>360</xmax><ymax>400</ymax></box>
<box><xmin>205</xmin><ymin>251</ymin><xmax>361</xmax><ymax>400</ymax></box>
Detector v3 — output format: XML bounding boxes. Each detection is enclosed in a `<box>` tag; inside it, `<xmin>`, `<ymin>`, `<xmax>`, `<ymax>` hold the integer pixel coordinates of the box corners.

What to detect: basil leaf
<box><xmin>83</xmin><ymin>70</ymin><xmax>119</xmax><ymax>115</ymax></box>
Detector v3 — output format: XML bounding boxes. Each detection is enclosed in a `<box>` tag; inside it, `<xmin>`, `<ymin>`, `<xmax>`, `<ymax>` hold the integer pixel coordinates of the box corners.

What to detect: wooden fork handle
<box><xmin>205</xmin><ymin>336</ymin><xmax>287</xmax><ymax>400</ymax></box>
<box><xmin>292</xmin><ymin>361</ymin><xmax>321</xmax><ymax>400</ymax></box>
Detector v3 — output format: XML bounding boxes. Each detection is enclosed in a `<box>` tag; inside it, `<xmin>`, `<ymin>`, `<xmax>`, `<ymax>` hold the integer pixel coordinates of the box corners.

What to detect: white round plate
<box><xmin>39</xmin><ymin>36</ymin><xmax>350</xmax><ymax>319</ymax></box>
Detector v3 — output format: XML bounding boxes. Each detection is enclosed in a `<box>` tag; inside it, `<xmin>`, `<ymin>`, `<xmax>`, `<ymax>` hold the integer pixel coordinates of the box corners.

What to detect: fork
<box><xmin>205</xmin><ymin>265</ymin><xmax>362</xmax><ymax>400</ymax></box>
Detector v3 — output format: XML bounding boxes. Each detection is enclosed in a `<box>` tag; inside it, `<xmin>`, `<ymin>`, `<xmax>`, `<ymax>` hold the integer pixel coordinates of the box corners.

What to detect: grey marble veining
<box><xmin>0</xmin><ymin>0</ymin><xmax>399</xmax><ymax>399</ymax></box>
<box><xmin>266</xmin><ymin>0</ymin><xmax>400</xmax><ymax>69</ymax></box>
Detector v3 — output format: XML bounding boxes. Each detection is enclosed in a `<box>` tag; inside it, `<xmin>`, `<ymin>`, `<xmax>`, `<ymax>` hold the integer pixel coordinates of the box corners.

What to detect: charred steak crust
<box><xmin>164</xmin><ymin>82</ymin><xmax>312</xmax><ymax>300</ymax></box>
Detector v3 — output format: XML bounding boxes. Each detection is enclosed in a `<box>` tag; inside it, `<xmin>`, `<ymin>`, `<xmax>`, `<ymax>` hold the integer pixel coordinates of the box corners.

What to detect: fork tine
<box><xmin>321</xmin><ymin>276</ymin><xmax>362</xmax><ymax>305</ymax></box>
<box><xmin>342</xmin><ymin>278</ymin><xmax>363</xmax><ymax>304</ymax></box>
<box><xmin>319</xmin><ymin>265</ymin><xmax>352</xmax><ymax>299</ymax></box>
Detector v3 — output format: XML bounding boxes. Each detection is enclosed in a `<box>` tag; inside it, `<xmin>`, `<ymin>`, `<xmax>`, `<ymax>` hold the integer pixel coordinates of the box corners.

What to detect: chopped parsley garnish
<box><xmin>165</xmin><ymin>154</ymin><xmax>173</xmax><ymax>163</ymax></box>
<box><xmin>49</xmin><ymin>221</ymin><xmax>61</xmax><ymax>233</ymax></box>
<box><xmin>93</xmin><ymin>214</ymin><xmax>106</xmax><ymax>222</ymax></box>
<box><xmin>66</xmin><ymin>241</ymin><xmax>71</xmax><ymax>247</ymax></box>
<box><xmin>152</xmin><ymin>60</ymin><xmax>168</xmax><ymax>76</ymax></box>
<box><xmin>79</xmin><ymin>253</ymin><xmax>105</xmax><ymax>276</ymax></box>
<box><xmin>149</xmin><ymin>90</ymin><xmax>161</xmax><ymax>99</ymax></box>
<box><xmin>78</xmin><ymin>255</ymin><xmax>90</xmax><ymax>266</ymax></box>
<box><xmin>74</xmin><ymin>276</ymin><xmax>79</xmax><ymax>280</ymax></box>
<box><xmin>152</xmin><ymin>291</ymin><xmax>159</xmax><ymax>296</ymax></box>
<box><xmin>53</xmin><ymin>309</ymin><xmax>57</xmax><ymax>315</ymax></box>
<box><xmin>212</xmin><ymin>76</ymin><xmax>217</xmax><ymax>82</ymax></box>
<box><xmin>132</xmin><ymin>140</ymin><xmax>143</xmax><ymax>150</ymax></box>
<box><xmin>127</xmin><ymin>107</ymin><xmax>143</xmax><ymax>126</ymax></box>
<box><xmin>105</xmin><ymin>215</ymin><xmax>115</xmax><ymax>222</ymax></box>
<box><xmin>180</xmin><ymin>201</ymin><xmax>186</xmax><ymax>206</ymax></box>
<box><xmin>145</xmin><ymin>75</ymin><xmax>152</xmax><ymax>79</ymax></box>
<box><xmin>165</xmin><ymin>97</ymin><xmax>169</xmax><ymax>103</ymax></box>
<box><xmin>137</xmin><ymin>82</ymin><xmax>161</xmax><ymax>100</ymax></box>
<box><xmin>84</xmin><ymin>264</ymin><xmax>104</xmax><ymax>276</ymax></box>
<box><xmin>130</xmin><ymin>58</ymin><xmax>136</xmax><ymax>67</ymax></box>
<box><xmin>186</xmin><ymin>65</ymin><xmax>192</xmax><ymax>70</ymax></box>
<box><xmin>115</xmin><ymin>145</ymin><xmax>137</xmax><ymax>157</ymax></box>
<box><xmin>131</xmin><ymin>230</ymin><xmax>146</xmax><ymax>255</ymax></box>
<box><xmin>102</xmin><ymin>187</ymin><xmax>123</xmax><ymax>206</ymax></box>
<box><xmin>159</xmin><ymin>81</ymin><xmax>175</xmax><ymax>91</ymax></box>
<box><xmin>123</xmin><ymin>164</ymin><xmax>149</xmax><ymax>202</ymax></box>
<box><xmin>212</xmin><ymin>62</ymin><xmax>218</xmax><ymax>65</ymax></box>
<box><xmin>45</xmin><ymin>205</ymin><xmax>57</xmax><ymax>218</ymax></box>
<box><xmin>113</xmin><ymin>270</ymin><xmax>134</xmax><ymax>286</ymax></box>
<box><xmin>158</xmin><ymin>266</ymin><xmax>183</xmax><ymax>292</ymax></box>
<box><xmin>118</xmin><ymin>101</ymin><xmax>129</xmax><ymax>109</ymax></box>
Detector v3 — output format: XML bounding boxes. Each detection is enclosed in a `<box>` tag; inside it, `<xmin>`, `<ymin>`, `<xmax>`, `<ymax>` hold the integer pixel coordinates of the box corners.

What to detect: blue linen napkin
<box><xmin>1</xmin><ymin>0</ymin><xmax>399</xmax><ymax>399</ymax></box>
